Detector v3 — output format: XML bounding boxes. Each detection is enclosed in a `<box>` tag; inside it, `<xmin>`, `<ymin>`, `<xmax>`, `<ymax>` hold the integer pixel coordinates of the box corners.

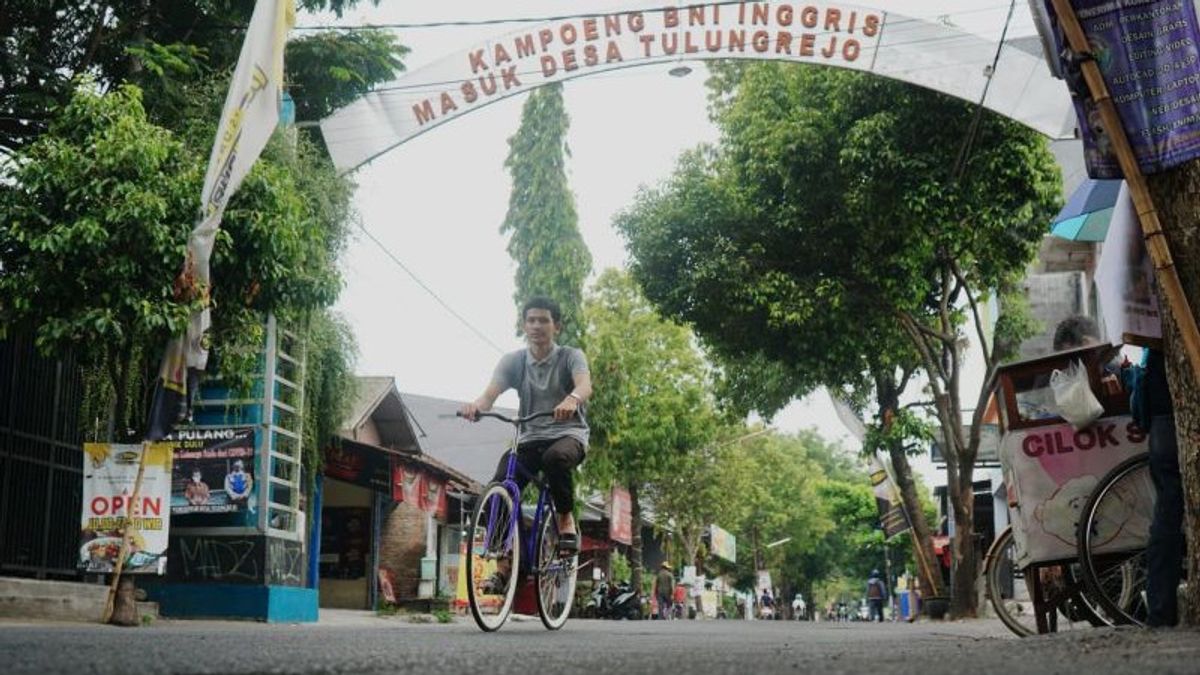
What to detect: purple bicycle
<box><xmin>461</xmin><ymin>410</ymin><xmax>579</xmax><ymax>631</ymax></box>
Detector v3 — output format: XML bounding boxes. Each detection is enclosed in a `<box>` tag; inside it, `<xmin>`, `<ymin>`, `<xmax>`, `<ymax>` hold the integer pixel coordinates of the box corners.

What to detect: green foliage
<box><xmin>0</xmin><ymin>83</ymin><xmax>200</xmax><ymax>366</ymax></box>
<box><xmin>433</xmin><ymin>608</ymin><xmax>453</xmax><ymax>624</ymax></box>
<box><xmin>610</xmin><ymin>551</ymin><xmax>631</xmax><ymax>583</ymax></box>
<box><xmin>580</xmin><ymin>270</ymin><xmax>716</xmax><ymax>490</ymax></box>
<box><xmin>301</xmin><ymin>310</ymin><xmax>358</xmax><ymax>478</ymax></box>
<box><xmin>0</xmin><ymin>1</ymin><xmax>396</xmax><ymax>154</ymax></box>
<box><xmin>286</xmin><ymin>29</ymin><xmax>409</xmax><ymax>122</ymax></box>
<box><xmin>501</xmin><ymin>84</ymin><xmax>591</xmax><ymax>345</ymax></box>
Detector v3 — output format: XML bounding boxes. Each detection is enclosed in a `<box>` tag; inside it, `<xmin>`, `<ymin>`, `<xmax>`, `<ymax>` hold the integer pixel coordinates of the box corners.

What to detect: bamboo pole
<box><xmin>100</xmin><ymin>441</ymin><xmax>150</xmax><ymax>624</ymax></box>
<box><xmin>1049</xmin><ymin>0</ymin><xmax>1200</xmax><ymax>384</ymax></box>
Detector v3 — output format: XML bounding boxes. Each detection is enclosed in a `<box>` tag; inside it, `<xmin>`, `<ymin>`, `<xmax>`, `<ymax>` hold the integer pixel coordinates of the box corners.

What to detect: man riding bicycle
<box><xmin>460</xmin><ymin>296</ymin><xmax>592</xmax><ymax>557</ymax></box>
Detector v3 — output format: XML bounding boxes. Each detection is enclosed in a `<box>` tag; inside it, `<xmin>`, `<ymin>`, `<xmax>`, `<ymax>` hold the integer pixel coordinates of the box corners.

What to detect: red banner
<box><xmin>609</xmin><ymin>486</ymin><xmax>632</xmax><ymax>545</ymax></box>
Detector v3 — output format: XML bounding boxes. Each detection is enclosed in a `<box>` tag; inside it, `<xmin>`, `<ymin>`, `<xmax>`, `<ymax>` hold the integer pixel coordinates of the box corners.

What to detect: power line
<box><xmin>355</xmin><ymin>223</ymin><xmax>506</xmax><ymax>354</ymax></box>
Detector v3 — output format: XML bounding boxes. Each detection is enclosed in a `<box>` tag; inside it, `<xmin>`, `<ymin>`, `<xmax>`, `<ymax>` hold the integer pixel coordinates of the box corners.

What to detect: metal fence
<box><xmin>0</xmin><ymin>333</ymin><xmax>84</xmax><ymax>579</ymax></box>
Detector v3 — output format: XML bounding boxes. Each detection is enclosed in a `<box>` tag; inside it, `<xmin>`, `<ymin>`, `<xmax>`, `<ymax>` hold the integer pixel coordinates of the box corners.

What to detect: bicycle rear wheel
<box><xmin>535</xmin><ymin>508</ymin><xmax>578</xmax><ymax>630</ymax></box>
<box><xmin>1077</xmin><ymin>454</ymin><xmax>1154</xmax><ymax>626</ymax></box>
<box><xmin>986</xmin><ymin>526</ymin><xmax>1104</xmax><ymax>636</ymax></box>
<box><xmin>466</xmin><ymin>484</ymin><xmax>520</xmax><ymax>632</ymax></box>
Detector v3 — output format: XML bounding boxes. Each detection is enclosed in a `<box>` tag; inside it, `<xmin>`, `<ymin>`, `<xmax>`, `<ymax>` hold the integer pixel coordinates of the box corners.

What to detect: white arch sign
<box><xmin>320</xmin><ymin>2</ymin><xmax>1076</xmax><ymax>173</ymax></box>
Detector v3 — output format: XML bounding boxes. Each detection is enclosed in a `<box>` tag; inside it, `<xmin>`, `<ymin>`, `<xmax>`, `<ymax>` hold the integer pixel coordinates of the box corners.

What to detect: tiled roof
<box><xmin>398</xmin><ymin>392</ymin><xmax>517</xmax><ymax>485</ymax></box>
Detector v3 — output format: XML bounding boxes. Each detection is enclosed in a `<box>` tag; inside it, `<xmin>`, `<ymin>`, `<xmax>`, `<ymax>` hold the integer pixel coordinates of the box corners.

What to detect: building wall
<box><xmin>352</xmin><ymin>418</ymin><xmax>382</xmax><ymax>446</ymax></box>
<box><xmin>319</xmin><ymin>479</ymin><xmax>372</xmax><ymax>609</ymax></box>
<box><xmin>378</xmin><ymin>500</ymin><xmax>430</xmax><ymax>599</ymax></box>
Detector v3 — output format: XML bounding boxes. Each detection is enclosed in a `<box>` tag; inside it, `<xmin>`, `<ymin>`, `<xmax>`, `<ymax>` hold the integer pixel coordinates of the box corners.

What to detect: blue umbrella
<box><xmin>1050</xmin><ymin>178</ymin><xmax>1122</xmax><ymax>242</ymax></box>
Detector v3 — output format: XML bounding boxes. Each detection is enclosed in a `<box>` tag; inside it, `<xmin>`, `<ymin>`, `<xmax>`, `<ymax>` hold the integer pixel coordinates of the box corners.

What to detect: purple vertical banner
<box><xmin>1047</xmin><ymin>0</ymin><xmax>1200</xmax><ymax>178</ymax></box>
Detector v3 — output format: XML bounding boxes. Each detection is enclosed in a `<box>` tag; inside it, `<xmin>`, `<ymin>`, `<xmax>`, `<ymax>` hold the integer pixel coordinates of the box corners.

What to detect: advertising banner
<box><xmin>1044</xmin><ymin>0</ymin><xmax>1200</xmax><ymax>177</ymax></box>
<box><xmin>324</xmin><ymin>442</ymin><xmax>389</xmax><ymax>493</ymax></box>
<box><xmin>709</xmin><ymin>523</ymin><xmax>737</xmax><ymax>563</ymax></box>
<box><xmin>999</xmin><ymin>415</ymin><xmax>1150</xmax><ymax>567</ymax></box>
<box><xmin>170</xmin><ymin>428</ymin><xmax>256</xmax><ymax>515</ymax></box>
<box><xmin>80</xmin><ymin>442</ymin><xmax>174</xmax><ymax>574</ymax></box>
<box><xmin>1096</xmin><ymin>182</ymin><xmax>1162</xmax><ymax>343</ymax></box>
<box><xmin>868</xmin><ymin>455</ymin><xmax>910</xmax><ymax>540</ymax></box>
<box><xmin>609</xmin><ymin>486</ymin><xmax>633</xmax><ymax>545</ymax></box>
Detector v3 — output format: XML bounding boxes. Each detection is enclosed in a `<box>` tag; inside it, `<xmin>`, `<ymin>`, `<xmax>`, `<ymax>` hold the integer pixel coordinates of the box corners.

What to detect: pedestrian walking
<box><xmin>866</xmin><ymin>570</ymin><xmax>886</xmax><ymax>622</ymax></box>
<box><xmin>654</xmin><ymin>562</ymin><xmax>675</xmax><ymax>620</ymax></box>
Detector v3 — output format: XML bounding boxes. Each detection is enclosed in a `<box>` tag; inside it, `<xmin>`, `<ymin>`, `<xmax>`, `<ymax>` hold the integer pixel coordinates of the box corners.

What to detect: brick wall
<box><xmin>378</xmin><ymin>501</ymin><xmax>429</xmax><ymax>599</ymax></box>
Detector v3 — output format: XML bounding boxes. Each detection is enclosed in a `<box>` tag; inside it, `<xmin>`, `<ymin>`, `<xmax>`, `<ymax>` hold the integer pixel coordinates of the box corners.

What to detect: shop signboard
<box><xmin>609</xmin><ymin>485</ymin><xmax>632</xmax><ymax>545</ymax></box>
<box><xmin>324</xmin><ymin>442</ymin><xmax>389</xmax><ymax>492</ymax></box>
<box><xmin>999</xmin><ymin>415</ymin><xmax>1150</xmax><ymax>568</ymax></box>
<box><xmin>1043</xmin><ymin>0</ymin><xmax>1200</xmax><ymax>178</ymax></box>
<box><xmin>80</xmin><ymin>442</ymin><xmax>174</xmax><ymax>574</ymax></box>
<box><xmin>709</xmin><ymin>523</ymin><xmax>736</xmax><ymax>563</ymax></box>
<box><xmin>169</xmin><ymin>428</ymin><xmax>256</xmax><ymax>515</ymax></box>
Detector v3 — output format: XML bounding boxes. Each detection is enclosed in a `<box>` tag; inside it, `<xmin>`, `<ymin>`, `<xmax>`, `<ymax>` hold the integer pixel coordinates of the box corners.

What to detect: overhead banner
<box><xmin>709</xmin><ymin>523</ymin><xmax>737</xmax><ymax>563</ymax></box>
<box><xmin>170</xmin><ymin>428</ymin><xmax>256</xmax><ymax>515</ymax></box>
<box><xmin>1043</xmin><ymin>0</ymin><xmax>1200</xmax><ymax>177</ymax></box>
<box><xmin>80</xmin><ymin>443</ymin><xmax>174</xmax><ymax>574</ymax></box>
<box><xmin>321</xmin><ymin>1</ymin><xmax>1076</xmax><ymax>172</ymax></box>
<box><xmin>868</xmin><ymin>455</ymin><xmax>910</xmax><ymax>540</ymax></box>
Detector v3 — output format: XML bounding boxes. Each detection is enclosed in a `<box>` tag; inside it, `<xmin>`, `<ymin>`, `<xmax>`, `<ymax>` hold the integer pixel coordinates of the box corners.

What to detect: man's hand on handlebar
<box><xmin>459</xmin><ymin>400</ymin><xmax>486</xmax><ymax>422</ymax></box>
<box><xmin>554</xmin><ymin>395</ymin><xmax>580</xmax><ymax>421</ymax></box>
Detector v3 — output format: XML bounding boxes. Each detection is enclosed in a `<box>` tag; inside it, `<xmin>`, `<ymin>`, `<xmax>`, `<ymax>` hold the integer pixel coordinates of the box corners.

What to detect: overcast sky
<box><xmin>298</xmin><ymin>1</ymin><xmax>1044</xmax><ymax>482</ymax></box>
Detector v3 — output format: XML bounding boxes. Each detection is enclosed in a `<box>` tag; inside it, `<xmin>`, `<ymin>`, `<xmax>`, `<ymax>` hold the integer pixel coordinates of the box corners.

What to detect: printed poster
<box><xmin>999</xmin><ymin>415</ymin><xmax>1150</xmax><ymax>567</ymax></box>
<box><xmin>1096</xmin><ymin>182</ymin><xmax>1162</xmax><ymax>343</ymax></box>
<box><xmin>170</xmin><ymin>428</ymin><xmax>256</xmax><ymax>515</ymax></box>
<box><xmin>80</xmin><ymin>442</ymin><xmax>174</xmax><ymax>574</ymax></box>
<box><xmin>1045</xmin><ymin>0</ymin><xmax>1200</xmax><ymax>177</ymax></box>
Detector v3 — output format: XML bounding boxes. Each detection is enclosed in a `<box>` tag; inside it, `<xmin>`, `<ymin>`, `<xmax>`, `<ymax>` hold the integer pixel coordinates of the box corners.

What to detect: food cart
<box><xmin>991</xmin><ymin>343</ymin><xmax>1148</xmax><ymax>634</ymax></box>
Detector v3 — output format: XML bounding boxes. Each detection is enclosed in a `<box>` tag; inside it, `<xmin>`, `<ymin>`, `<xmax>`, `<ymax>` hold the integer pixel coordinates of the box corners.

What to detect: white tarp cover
<box><xmin>320</xmin><ymin>1</ymin><xmax>1078</xmax><ymax>173</ymax></box>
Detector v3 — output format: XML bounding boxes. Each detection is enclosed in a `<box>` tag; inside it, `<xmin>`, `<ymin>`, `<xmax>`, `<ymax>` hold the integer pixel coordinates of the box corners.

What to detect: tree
<box><xmin>501</xmin><ymin>84</ymin><xmax>591</xmax><ymax>344</ymax></box>
<box><xmin>0</xmin><ymin>84</ymin><xmax>201</xmax><ymax>437</ymax></box>
<box><xmin>580</xmin><ymin>270</ymin><xmax>716</xmax><ymax>595</ymax></box>
<box><xmin>0</xmin><ymin>1</ymin><xmax>396</xmax><ymax>155</ymax></box>
<box><xmin>617</xmin><ymin>63</ymin><xmax>1059</xmax><ymax>615</ymax></box>
<box><xmin>1147</xmin><ymin>164</ymin><xmax>1200</xmax><ymax>624</ymax></box>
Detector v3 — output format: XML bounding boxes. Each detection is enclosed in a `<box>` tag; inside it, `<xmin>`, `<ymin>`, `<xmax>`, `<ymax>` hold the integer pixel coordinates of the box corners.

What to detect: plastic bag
<box><xmin>1050</xmin><ymin>359</ymin><xmax>1104</xmax><ymax>430</ymax></box>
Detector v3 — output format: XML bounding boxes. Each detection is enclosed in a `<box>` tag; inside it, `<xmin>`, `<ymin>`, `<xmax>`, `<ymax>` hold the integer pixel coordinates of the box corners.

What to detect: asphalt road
<box><xmin>3</xmin><ymin>614</ymin><xmax>1198</xmax><ymax>675</ymax></box>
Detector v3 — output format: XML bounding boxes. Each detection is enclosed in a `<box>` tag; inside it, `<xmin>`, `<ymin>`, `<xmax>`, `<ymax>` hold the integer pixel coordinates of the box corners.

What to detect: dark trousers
<box><xmin>492</xmin><ymin>436</ymin><xmax>584</xmax><ymax>514</ymax></box>
<box><xmin>1146</xmin><ymin>414</ymin><xmax>1185</xmax><ymax>627</ymax></box>
<box><xmin>868</xmin><ymin>598</ymin><xmax>884</xmax><ymax>622</ymax></box>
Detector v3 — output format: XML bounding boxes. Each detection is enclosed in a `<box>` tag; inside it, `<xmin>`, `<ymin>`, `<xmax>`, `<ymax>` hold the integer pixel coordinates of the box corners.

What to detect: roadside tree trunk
<box><xmin>1146</xmin><ymin>162</ymin><xmax>1200</xmax><ymax>624</ymax></box>
<box><xmin>876</xmin><ymin>377</ymin><xmax>945</xmax><ymax>598</ymax></box>
<box><xmin>630</xmin><ymin>482</ymin><xmax>644</xmax><ymax>599</ymax></box>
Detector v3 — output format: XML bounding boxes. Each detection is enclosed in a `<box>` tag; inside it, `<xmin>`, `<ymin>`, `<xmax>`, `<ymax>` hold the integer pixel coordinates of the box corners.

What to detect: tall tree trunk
<box><xmin>630</xmin><ymin>482</ymin><xmax>644</xmax><ymax>599</ymax></box>
<box><xmin>1147</xmin><ymin>162</ymin><xmax>1200</xmax><ymax>624</ymax></box>
<box><xmin>876</xmin><ymin>377</ymin><xmax>945</xmax><ymax>597</ymax></box>
<box><xmin>947</xmin><ymin>459</ymin><xmax>978</xmax><ymax>617</ymax></box>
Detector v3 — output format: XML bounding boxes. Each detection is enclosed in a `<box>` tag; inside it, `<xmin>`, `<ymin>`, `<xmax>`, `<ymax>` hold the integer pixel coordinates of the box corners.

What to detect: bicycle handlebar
<box><xmin>456</xmin><ymin>410</ymin><xmax>557</xmax><ymax>426</ymax></box>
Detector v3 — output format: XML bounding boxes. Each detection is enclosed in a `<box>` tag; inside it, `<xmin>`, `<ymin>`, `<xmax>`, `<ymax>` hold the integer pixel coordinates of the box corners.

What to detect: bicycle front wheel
<box><xmin>1078</xmin><ymin>454</ymin><xmax>1154</xmax><ymax>626</ymax></box>
<box><xmin>466</xmin><ymin>483</ymin><xmax>520</xmax><ymax>632</ymax></box>
<box><xmin>534</xmin><ymin>509</ymin><xmax>578</xmax><ymax>630</ymax></box>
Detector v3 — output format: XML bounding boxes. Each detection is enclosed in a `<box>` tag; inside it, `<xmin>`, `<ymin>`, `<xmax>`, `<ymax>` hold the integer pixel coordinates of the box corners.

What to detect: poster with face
<box><xmin>169</xmin><ymin>428</ymin><xmax>256</xmax><ymax>515</ymax></box>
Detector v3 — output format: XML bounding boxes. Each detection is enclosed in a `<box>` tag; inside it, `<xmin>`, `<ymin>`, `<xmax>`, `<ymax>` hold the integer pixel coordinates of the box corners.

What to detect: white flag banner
<box><xmin>148</xmin><ymin>0</ymin><xmax>295</xmax><ymax>440</ymax></box>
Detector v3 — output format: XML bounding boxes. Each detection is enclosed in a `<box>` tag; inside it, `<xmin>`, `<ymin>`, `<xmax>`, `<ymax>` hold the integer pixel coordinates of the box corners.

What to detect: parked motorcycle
<box><xmin>586</xmin><ymin>580</ymin><xmax>642</xmax><ymax>620</ymax></box>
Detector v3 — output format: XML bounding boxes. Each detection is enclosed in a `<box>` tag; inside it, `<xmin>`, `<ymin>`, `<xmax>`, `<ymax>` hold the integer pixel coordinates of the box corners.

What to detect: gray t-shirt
<box><xmin>492</xmin><ymin>345</ymin><xmax>589</xmax><ymax>446</ymax></box>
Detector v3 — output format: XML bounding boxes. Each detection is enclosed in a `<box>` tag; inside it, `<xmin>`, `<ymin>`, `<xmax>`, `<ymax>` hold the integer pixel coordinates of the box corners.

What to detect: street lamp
<box><xmin>765</xmin><ymin>537</ymin><xmax>792</xmax><ymax>549</ymax></box>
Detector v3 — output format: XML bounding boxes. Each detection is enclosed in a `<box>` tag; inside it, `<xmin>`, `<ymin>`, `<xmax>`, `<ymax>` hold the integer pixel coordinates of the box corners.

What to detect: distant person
<box><xmin>792</xmin><ymin>593</ymin><xmax>806</xmax><ymax>621</ymax></box>
<box><xmin>759</xmin><ymin>588</ymin><xmax>774</xmax><ymax>619</ymax></box>
<box><xmin>224</xmin><ymin>459</ymin><xmax>252</xmax><ymax>504</ymax></box>
<box><xmin>184</xmin><ymin>470</ymin><xmax>210</xmax><ymax>506</ymax></box>
<box><xmin>654</xmin><ymin>562</ymin><xmax>675</xmax><ymax>620</ymax></box>
<box><xmin>866</xmin><ymin>569</ymin><xmax>887</xmax><ymax>622</ymax></box>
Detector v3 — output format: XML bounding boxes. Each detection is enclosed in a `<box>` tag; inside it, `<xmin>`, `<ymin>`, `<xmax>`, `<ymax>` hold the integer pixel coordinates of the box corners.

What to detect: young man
<box><xmin>460</xmin><ymin>296</ymin><xmax>592</xmax><ymax>554</ymax></box>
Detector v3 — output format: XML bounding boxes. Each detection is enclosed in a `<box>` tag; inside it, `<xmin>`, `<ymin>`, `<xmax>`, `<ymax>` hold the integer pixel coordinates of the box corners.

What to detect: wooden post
<box><xmin>101</xmin><ymin>440</ymin><xmax>150</xmax><ymax>625</ymax></box>
<box><xmin>1049</xmin><ymin>0</ymin><xmax>1200</xmax><ymax>384</ymax></box>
